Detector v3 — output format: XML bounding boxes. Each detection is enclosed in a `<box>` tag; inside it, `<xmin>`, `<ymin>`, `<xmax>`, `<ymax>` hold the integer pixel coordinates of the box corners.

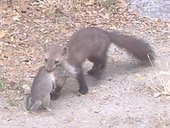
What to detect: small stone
<box><xmin>12</xmin><ymin>16</ymin><xmax>20</xmax><ymax>21</ymax></box>
<box><xmin>91</xmin><ymin>89</ymin><xmax>97</xmax><ymax>94</ymax></box>
<box><xmin>22</xmin><ymin>84</ymin><xmax>30</xmax><ymax>94</ymax></box>
<box><xmin>107</xmin><ymin>76</ymin><xmax>113</xmax><ymax>81</ymax></box>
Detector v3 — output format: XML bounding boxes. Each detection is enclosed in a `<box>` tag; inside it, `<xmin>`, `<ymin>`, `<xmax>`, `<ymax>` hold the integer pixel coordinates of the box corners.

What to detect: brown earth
<box><xmin>0</xmin><ymin>0</ymin><xmax>170</xmax><ymax>128</ymax></box>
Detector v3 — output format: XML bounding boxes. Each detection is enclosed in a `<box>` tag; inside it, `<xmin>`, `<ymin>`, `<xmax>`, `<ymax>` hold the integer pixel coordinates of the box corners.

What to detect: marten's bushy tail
<box><xmin>107</xmin><ymin>31</ymin><xmax>155</xmax><ymax>63</ymax></box>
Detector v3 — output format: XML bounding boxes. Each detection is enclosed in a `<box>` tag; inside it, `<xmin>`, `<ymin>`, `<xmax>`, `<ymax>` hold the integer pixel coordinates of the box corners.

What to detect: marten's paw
<box><xmin>50</xmin><ymin>92</ymin><xmax>60</xmax><ymax>100</ymax></box>
<box><xmin>79</xmin><ymin>86</ymin><xmax>88</xmax><ymax>94</ymax></box>
<box><xmin>87</xmin><ymin>69</ymin><xmax>96</xmax><ymax>75</ymax></box>
<box><xmin>88</xmin><ymin>69</ymin><xmax>103</xmax><ymax>80</ymax></box>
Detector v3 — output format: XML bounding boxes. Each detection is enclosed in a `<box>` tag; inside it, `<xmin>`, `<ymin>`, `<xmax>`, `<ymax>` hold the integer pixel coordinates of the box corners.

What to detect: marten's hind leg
<box><xmin>99</xmin><ymin>55</ymin><xmax>107</xmax><ymax>70</ymax></box>
<box><xmin>88</xmin><ymin>54</ymin><xmax>107</xmax><ymax>78</ymax></box>
<box><xmin>87</xmin><ymin>61</ymin><xmax>100</xmax><ymax>75</ymax></box>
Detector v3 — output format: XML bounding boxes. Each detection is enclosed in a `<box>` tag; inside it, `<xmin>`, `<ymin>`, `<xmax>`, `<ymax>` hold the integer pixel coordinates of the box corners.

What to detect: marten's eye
<box><xmin>45</xmin><ymin>59</ymin><xmax>47</xmax><ymax>62</ymax></box>
<box><xmin>54</xmin><ymin>60</ymin><xmax>59</xmax><ymax>64</ymax></box>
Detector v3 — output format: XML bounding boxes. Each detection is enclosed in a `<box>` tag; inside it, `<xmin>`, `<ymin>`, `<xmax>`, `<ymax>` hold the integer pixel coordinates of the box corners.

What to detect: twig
<box><xmin>8</xmin><ymin>0</ymin><xmax>13</xmax><ymax>10</ymax></box>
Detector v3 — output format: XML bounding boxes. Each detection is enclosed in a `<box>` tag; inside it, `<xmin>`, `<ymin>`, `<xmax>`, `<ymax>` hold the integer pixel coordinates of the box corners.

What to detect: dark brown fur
<box><xmin>50</xmin><ymin>27</ymin><xmax>155</xmax><ymax>96</ymax></box>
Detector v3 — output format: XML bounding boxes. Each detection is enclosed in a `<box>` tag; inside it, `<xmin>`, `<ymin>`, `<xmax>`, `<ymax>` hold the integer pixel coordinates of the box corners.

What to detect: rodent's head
<box><xmin>44</xmin><ymin>44</ymin><xmax>67</xmax><ymax>72</ymax></box>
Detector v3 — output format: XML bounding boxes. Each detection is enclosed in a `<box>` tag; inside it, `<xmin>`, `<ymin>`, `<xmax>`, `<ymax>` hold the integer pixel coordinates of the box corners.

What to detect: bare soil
<box><xmin>0</xmin><ymin>0</ymin><xmax>170</xmax><ymax>128</ymax></box>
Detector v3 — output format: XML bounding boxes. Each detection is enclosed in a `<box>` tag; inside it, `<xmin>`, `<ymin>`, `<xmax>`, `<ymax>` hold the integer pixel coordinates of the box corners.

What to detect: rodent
<box><xmin>26</xmin><ymin>66</ymin><xmax>56</xmax><ymax>112</ymax></box>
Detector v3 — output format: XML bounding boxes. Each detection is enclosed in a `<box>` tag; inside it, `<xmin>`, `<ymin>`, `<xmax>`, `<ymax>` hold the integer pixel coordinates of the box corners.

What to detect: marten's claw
<box><xmin>87</xmin><ymin>70</ymin><xmax>96</xmax><ymax>75</ymax></box>
<box><xmin>79</xmin><ymin>86</ymin><xmax>88</xmax><ymax>94</ymax></box>
<box><xmin>50</xmin><ymin>93</ymin><xmax>60</xmax><ymax>100</ymax></box>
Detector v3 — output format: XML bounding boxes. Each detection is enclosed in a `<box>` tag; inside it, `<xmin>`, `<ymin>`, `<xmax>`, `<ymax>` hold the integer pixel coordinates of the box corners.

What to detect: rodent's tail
<box><xmin>26</xmin><ymin>94</ymin><xmax>33</xmax><ymax>110</ymax></box>
<box><xmin>106</xmin><ymin>31</ymin><xmax>155</xmax><ymax>63</ymax></box>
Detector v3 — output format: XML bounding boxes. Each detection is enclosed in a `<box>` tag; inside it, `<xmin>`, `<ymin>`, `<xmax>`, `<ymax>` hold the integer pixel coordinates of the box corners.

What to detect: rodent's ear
<box><xmin>61</xmin><ymin>47</ymin><xmax>68</xmax><ymax>55</ymax></box>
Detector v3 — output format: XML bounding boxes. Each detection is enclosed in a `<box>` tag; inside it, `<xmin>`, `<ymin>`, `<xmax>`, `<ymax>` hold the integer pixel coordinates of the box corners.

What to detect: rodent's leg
<box><xmin>26</xmin><ymin>95</ymin><xmax>32</xmax><ymax>110</ymax></box>
<box><xmin>42</xmin><ymin>95</ymin><xmax>51</xmax><ymax>111</ymax></box>
<box><xmin>50</xmin><ymin>85</ymin><xmax>62</xmax><ymax>100</ymax></box>
<box><xmin>30</xmin><ymin>100</ymin><xmax>42</xmax><ymax>111</ymax></box>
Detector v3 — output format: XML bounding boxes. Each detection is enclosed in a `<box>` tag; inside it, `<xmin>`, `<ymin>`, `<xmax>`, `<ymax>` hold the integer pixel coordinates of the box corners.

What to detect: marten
<box><xmin>44</xmin><ymin>44</ymin><xmax>69</xmax><ymax>100</ymax></box>
<box><xmin>46</xmin><ymin>27</ymin><xmax>155</xmax><ymax>99</ymax></box>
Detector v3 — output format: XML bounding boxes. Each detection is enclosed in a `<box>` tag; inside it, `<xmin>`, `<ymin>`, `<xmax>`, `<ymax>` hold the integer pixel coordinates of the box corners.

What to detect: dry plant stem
<box><xmin>147</xmin><ymin>54</ymin><xmax>170</xmax><ymax>98</ymax></box>
<box><xmin>8</xmin><ymin>0</ymin><xmax>13</xmax><ymax>10</ymax></box>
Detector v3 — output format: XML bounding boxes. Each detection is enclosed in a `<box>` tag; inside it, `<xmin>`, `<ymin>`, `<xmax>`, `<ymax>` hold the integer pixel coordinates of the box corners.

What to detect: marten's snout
<box><xmin>45</xmin><ymin>66</ymin><xmax>54</xmax><ymax>72</ymax></box>
<box><xmin>44</xmin><ymin>61</ymin><xmax>57</xmax><ymax>72</ymax></box>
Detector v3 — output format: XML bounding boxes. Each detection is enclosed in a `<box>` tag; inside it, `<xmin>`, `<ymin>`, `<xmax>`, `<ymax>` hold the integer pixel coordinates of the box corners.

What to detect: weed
<box><xmin>94</xmin><ymin>0</ymin><xmax>116</xmax><ymax>11</ymax></box>
<box><xmin>147</xmin><ymin>57</ymin><xmax>170</xmax><ymax>101</ymax></box>
<box><xmin>5</xmin><ymin>93</ymin><xmax>16</xmax><ymax>106</ymax></box>
<box><xmin>0</xmin><ymin>79</ymin><xmax>7</xmax><ymax>91</ymax></box>
<box><xmin>16</xmin><ymin>70</ymin><xmax>26</xmax><ymax>95</ymax></box>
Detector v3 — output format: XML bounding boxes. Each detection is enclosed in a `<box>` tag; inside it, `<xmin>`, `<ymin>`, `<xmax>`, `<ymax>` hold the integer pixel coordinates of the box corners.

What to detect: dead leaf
<box><xmin>0</xmin><ymin>30</ymin><xmax>7</xmax><ymax>38</ymax></box>
<box><xmin>65</xmin><ymin>117</ymin><xmax>74</xmax><ymax>123</ymax></box>
<box><xmin>19</xmin><ymin>0</ymin><xmax>28</xmax><ymax>13</ymax></box>
<box><xmin>85</xmin><ymin>0</ymin><xmax>95</xmax><ymax>5</ymax></box>
<box><xmin>136</xmin><ymin>74</ymin><xmax>145</xmax><ymax>80</ymax></box>
<box><xmin>166</xmin><ymin>23</ymin><xmax>170</xmax><ymax>29</ymax></box>
<box><xmin>109</xmin><ymin>24</ymin><xmax>117</xmax><ymax>30</ymax></box>
<box><xmin>154</xmin><ymin>92</ymin><xmax>161</xmax><ymax>98</ymax></box>
<box><xmin>102</xmin><ymin>13</ymin><xmax>110</xmax><ymax>19</ymax></box>
<box><xmin>91</xmin><ymin>89</ymin><xmax>97</xmax><ymax>94</ymax></box>
<box><xmin>0</xmin><ymin>19</ymin><xmax>13</xmax><ymax>25</ymax></box>
<box><xmin>12</xmin><ymin>16</ymin><xmax>20</xmax><ymax>21</ymax></box>
<box><xmin>15</xmin><ymin>96</ymin><xmax>24</xmax><ymax>101</ymax></box>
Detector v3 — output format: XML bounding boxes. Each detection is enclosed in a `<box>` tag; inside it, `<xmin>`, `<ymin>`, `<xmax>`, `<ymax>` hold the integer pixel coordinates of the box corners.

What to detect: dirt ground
<box><xmin>0</xmin><ymin>0</ymin><xmax>170</xmax><ymax>128</ymax></box>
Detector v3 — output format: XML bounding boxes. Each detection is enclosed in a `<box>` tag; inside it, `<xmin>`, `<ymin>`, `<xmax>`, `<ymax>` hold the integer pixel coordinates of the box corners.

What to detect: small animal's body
<box><xmin>26</xmin><ymin>63</ymin><xmax>68</xmax><ymax>110</ymax></box>
<box><xmin>47</xmin><ymin>27</ymin><xmax>155</xmax><ymax>98</ymax></box>
<box><xmin>26</xmin><ymin>66</ymin><xmax>56</xmax><ymax>112</ymax></box>
<box><xmin>50</xmin><ymin>63</ymin><xmax>69</xmax><ymax>100</ymax></box>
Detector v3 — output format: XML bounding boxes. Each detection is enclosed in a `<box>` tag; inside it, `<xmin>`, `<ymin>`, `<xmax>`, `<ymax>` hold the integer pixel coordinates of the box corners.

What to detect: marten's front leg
<box><xmin>76</xmin><ymin>68</ymin><xmax>88</xmax><ymax>94</ymax></box>
<box><xmin>64</xmin><ymin>62</ymin><xmax>89</xmax><ymax>94</ymax></box>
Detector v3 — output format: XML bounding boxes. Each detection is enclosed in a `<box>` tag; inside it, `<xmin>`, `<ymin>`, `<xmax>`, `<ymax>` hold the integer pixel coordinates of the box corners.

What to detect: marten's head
<box><xmin>44</xmin><ymin>44</ymin><xmax>67</xmax><ymax>72</ymax></box>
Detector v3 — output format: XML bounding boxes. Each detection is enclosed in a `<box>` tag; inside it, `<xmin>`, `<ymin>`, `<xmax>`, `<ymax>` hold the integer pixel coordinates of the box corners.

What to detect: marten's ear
<box><xmin>43</xmin><ymin>44</ymin><xmax>49</xmax><ymax>52</ymax></box>
<box><xmin>44</xmin><ymin>52</ymin><xmax>49</xmax><ymax>60</ymax></box>
<box><xmin>61</xmin><ymin>47</ymin><xmax>67</xmax><ymax>56</ymax></box>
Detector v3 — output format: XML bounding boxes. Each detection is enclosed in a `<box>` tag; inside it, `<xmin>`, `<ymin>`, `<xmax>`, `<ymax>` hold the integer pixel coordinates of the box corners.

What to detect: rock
<box><xmin>22</xmin><ymin>84</ymin><xmax>30</xmax><ymax>94</ymax></box>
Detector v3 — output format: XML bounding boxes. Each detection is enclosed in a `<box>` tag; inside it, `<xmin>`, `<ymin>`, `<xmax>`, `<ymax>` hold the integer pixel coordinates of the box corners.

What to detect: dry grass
<box><xmin>148</xmin><ymin>57</ymin><xmax>170</xmax><ymax>101</ymax></box>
